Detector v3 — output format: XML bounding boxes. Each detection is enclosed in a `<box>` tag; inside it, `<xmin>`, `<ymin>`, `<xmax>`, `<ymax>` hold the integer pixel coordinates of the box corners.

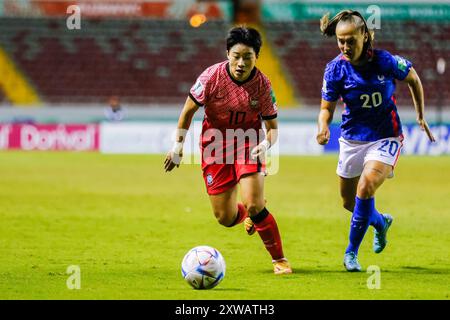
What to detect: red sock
<box><xmin>227</xmin><ymin>203</ymin><xmax>248</xmax><ymax>227</ymax></box>
<box><xmin>253</xmin><ymin>209</ymin><xmax>284</xmax><ymax>261</ymax></box>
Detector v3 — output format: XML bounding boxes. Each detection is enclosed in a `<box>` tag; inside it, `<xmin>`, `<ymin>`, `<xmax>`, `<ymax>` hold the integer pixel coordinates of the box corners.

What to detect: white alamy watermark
<box><xmin>170</xmin><ymin>128</ymin><xmax>280</xmax><ymax>175</ymax></box>
<box><xmin>366</xmin><ymin>5</ymin><xmax>381</xmax><ymax>30</ymax></box>
<box><xmin>366</xmin><ymin>265</ymin><xmax>381</xmax><ymax>289</ymax></box>
<box><xmin>66</xmin><ymin>5</ymin><xmax>81</xmax><ymax>30</ymax></box>
<box><xmin>66</xmin><ymin>265</ymin><xmax>81</xmax><ymax>290</ymax></box>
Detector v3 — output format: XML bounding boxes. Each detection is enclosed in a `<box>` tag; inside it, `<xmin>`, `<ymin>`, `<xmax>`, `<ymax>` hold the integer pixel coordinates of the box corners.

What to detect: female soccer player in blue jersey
<box><xmin>316</xmin><ymin>10</ymin><xmax>435</xmax><ymax>271</ymax></box>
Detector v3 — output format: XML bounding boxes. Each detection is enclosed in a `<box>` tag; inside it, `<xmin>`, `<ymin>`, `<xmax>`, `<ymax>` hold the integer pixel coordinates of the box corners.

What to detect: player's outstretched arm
<box><xmin>164</xmin><ymin>96</ymin><xmax>200</xmax><ymax>172</ymax></box>
<box><xmin>404</xmin><ymin>67</ymin><xmax>436</xmax><ymax>142</ymax></box>
<box><xmin>317</xmin><ymin>99</ymin><xmax>337</xmax><ymax>145</ymax></box>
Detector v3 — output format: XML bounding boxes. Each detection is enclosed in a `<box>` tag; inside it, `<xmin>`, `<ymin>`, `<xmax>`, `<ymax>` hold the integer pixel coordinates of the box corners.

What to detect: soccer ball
<box><xmin>181</xmin><ymin>245</ymin><xmax>226</xmax><ymax>290</ymax></box>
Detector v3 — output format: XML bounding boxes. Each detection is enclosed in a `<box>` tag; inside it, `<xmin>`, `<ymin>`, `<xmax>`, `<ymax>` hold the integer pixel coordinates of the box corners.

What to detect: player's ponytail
<box><xmin>320</xmin><ymin>10</ymin><xmax>375</xmax><ymax>56</ymax></box>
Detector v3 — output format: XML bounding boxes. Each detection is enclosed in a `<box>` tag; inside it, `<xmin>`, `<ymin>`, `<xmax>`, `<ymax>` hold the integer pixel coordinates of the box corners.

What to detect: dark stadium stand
<box><xmin>0</xmin><ymin>17</ymin><xmax>448</xmax><ymax>107</ymax></box>
<box><xmin>264</xmin><ymin>20</ymin><xmax>450</xmax><ymax>107</ymax></box>
<box><xmin>0</xmin><ymin>17</ymin><xmax>228</xmax><ymax>104</ymax></box>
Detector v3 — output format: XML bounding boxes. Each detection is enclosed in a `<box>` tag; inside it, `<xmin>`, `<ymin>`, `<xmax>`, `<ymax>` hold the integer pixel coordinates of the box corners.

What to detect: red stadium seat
<box><xmin>263</xmin><ymin>20</ymin><xmax>450</xmax><ymax>107</ymax></box>
<box><xmin>0</xmin><ymin>17</ymin><xmax>448</xmax><ymax>107</ymax></box>
<box><xmin>0</xmin><ymin>17</ymin><xmax>227</xmax><ymax>104</ymax></box>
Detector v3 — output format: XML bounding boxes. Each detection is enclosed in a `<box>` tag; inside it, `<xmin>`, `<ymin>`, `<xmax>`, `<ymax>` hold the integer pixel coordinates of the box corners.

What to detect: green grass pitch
<box><xmin>0</xmin><ymin>151</ymin><xmax>448</xmax><ymax>299</ymax></box>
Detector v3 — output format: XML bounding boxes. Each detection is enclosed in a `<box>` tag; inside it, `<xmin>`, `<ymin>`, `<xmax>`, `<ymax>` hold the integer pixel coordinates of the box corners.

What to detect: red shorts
<box><xmin>202</xmin><ymin>161</ymin><xmax>266</xmax><ymax>195</ymax></box>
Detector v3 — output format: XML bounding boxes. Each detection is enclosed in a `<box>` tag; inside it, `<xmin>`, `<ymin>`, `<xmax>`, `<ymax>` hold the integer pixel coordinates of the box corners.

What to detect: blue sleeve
<box><xmin>321</xmin><ymin>62</ymin><xmax>341</xmax><ymax>102</ymax></box>
<box><xmin>385</xmin><ymin>52</ymin><xmax>413</xmax><ymax>80</ymax></box>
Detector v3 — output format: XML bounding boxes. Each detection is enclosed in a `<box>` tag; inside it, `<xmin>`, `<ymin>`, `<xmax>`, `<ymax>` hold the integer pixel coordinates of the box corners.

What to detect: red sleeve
<box><xmin>259</xmin><ymin>77</ymin><xmax>278</xmax><ymax>120</ymax></box>
<box><xmin>189</xmin><ymin>68</ymin><xmax>212</xmax><ymax>106</ymax></box>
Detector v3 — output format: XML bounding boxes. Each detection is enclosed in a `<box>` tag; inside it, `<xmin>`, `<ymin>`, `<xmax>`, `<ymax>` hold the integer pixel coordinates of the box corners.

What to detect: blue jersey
<box><xmin>322</xmin><ymin>49</ymin><xmax>412</xmax><ymax>141</ymax></box>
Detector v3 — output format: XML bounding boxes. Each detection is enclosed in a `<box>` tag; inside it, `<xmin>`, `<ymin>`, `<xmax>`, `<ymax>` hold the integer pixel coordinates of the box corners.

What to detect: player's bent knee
<box><xmin>214</xmin><ymin>211</ymin><xmax>235</xmax><ymax>227</ymax></box>
<box><xmin>243</xmin><ymin>202</ymin><xmax>262</xmax><ymax>216</ymax></box>
<box><xmin>357</xmin><ymin>180</ymin><xmax>376</xmax><ymax>198</ymax></box>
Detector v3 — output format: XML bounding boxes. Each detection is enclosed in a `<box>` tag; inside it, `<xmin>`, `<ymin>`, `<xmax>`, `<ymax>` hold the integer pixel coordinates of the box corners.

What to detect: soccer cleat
<box><xmin>273</xmin><ymin>258</ymin><xmax>292</xmax><ymax>275</ymax></box>
<box><xmin>244</xmin><ymin>217</ymin><xmax>255</xmax><ymax>235</ymax></box>
<box><xmin>343</xmin><ymin>252</ymin><xmax>362</xmax><ymax>272</ymax></box>
<box><xmin>373</xmin><ymin>214</ymin><xmax>393</xmax><ymax>254</ymax></box>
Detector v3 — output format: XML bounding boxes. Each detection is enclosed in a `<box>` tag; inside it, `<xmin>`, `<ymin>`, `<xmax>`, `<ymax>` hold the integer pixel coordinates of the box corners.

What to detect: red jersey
<box><xmin>189</xmin><ymin>61</ymin><xmax>277</xmax><ymax>167</ymax></box>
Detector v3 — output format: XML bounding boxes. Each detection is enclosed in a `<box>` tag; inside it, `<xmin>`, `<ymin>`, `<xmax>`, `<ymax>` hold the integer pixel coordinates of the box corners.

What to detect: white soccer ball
<box><xmin>181</xmin><ymin>245</ymin><xmax>226</xmax><ymax>290</ymax></box>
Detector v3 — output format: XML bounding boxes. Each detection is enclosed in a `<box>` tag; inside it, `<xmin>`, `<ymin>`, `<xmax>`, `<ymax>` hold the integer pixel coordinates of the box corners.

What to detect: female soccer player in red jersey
<box><xmin>316</xmin><ymin>10</ymin><xmax>435</xmax><ymax>271</ymax></box>
<box><xmin>164</xmin><ymin>27</ymin><xmax>291</xmax><ymax>275</ymax></box>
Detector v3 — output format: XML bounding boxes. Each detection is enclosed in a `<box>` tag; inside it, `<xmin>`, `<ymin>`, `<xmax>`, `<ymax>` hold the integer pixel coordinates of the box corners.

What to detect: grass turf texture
<box><xmin>0</xmin><ymin>151</ymin><xmax>448</xmax><ymax>299</ymax></box>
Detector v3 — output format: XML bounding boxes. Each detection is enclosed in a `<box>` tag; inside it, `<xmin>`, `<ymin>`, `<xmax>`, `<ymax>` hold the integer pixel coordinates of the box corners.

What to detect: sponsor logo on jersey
<box><xmin>377</xmin><ymin>75</ymin><xmax>385</xmax><ymax>83</ymax></box>
<box><xmin>215</xmin><ymin>91</ymin><xmax>224</xmax><ymax>99</ymax></box>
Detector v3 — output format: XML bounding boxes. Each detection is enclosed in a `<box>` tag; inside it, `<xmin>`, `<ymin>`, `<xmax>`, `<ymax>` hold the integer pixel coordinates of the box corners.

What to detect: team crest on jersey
<box><xmin>249</xmin><ymin>98</ymin><xmax>259</xmax><ymax>109</ymax></box>
<box><xmin>206</xmin><ymin>173</ymin><xmax>213</xmax><ymax>186</ymax></box>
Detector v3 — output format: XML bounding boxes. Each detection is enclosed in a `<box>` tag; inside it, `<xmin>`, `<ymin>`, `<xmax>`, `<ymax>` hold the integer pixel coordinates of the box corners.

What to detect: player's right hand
<box><xmin>164</xmin><ymin>151</ymin><xmax>182</xmax><ymax>172</ymax></box>
<box><xmin>316</xmin><ymin>128</ymin><xmax>330</xmax><ymax>145</ymax></box>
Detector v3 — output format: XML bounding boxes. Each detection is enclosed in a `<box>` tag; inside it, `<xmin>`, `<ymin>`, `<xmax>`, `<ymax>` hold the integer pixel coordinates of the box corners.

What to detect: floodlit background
<box><xmin>0</xmin><ymin>0</ymin><xmax>449</xmax><ymax>154</ymax></box>
<box><xmin>0</xmin><ymin>0</ymin><xmax>448</xmax><ymax>300</ymax></box>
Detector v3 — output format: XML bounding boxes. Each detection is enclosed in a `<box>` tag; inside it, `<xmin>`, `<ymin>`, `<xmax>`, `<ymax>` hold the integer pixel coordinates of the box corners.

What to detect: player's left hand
<box><xmin>251</xmin><ymin>140</ymin><xmax>270</xmax><ymax>161</ymax></box>
<box><xmin>164</xmin><ymin>150</ymin><xmax>182</xmax><ymax>172</ymax></box>
<box><xmin>251</xmin><ymin>145</ymin><xmax>265</xmax><ymax>161</ymax></box>
<box><xmin>417</xmin><ymin>118</ymin><xmax>436</xmax><ymax>142</ymax></box>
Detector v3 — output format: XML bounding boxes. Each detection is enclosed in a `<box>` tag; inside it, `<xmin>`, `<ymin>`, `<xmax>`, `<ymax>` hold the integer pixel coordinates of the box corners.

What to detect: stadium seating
<box><xmin>264</xmin><ymin>20</ymin><xmax>450</xmax><ymax>107</ymax></box>
<box><xmin>0</xmin><ymin>17</ymin><xmax>448</xmax><ymax>107</ymax></box>
<box><xmin>0</xmin><ymin>17</ymin><xmax>228</xmax><ymax>104</ymax></box>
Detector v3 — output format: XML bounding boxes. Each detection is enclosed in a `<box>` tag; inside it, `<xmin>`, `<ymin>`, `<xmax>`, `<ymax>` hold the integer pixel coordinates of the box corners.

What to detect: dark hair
<box><xmin>320</xmin><ymin>10</ymin><xmax>374</xmax><ymax>55</ymax></box>
<box><xmin>226</xmin><ymin>26</ymin><xmax>262</xmax><ymax>56</ymax></box>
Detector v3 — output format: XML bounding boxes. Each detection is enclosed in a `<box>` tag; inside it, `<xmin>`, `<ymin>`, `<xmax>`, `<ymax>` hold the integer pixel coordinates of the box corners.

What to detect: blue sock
<box><xmin>369</xmin><ymin>198</ymin><xmax>386</xmax><ymax>232</ymax></box>
<box><xmin>345</xmin><ymin>197</ymin><xmax>373</xmax><ymax>255</ymax></box>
